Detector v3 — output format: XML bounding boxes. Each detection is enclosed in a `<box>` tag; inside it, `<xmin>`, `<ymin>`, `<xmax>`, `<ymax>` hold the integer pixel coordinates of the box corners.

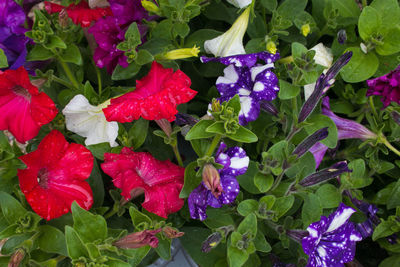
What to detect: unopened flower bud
<box><xmin>391</xmin><ymin>111</ymin><xmax>400</xmax><ymax>126</ymax></box>
<box><xmin>31</xmin><ymin>78</ymin><xmax>47</xmax><ymax>88</ymax></box>
<box><xmin>58</xmin><ymin>9</ymin><xmax>69</xmax><ymax>28</ymax></box>
<box><xmin>162</xmin><ymin>226</ymin><xmax>184</xmax><ymax>239</ymax></box>
<box><xmin>260</xmin><ymin>100</ymin><xmax>279</xmax><ymax>117</ymax></box>
<box><xmin>201</xmin><ymin>231</ymin><xmax>222</xmax><ymax>253</ymax></box>
<box><xmin>267</xmin><ymin>41</ymin><xmax>277</xmax><ymax>55</ymax></box>
<box><xmin>299</xmin><ymin>161</ymin><xmax>351</xmax><ymax>187</ymax></box>
<box><xmin>301</xmin><ymin>24</ymin><xmax>311</xmax><ymax>37</ymax></box>
<box><xmin>9</xmin><ymin>248</ymin><xmax>25</xmax><ymax>267</ymax></box>
<box><xmin>211</xmin><ymin>99</ymin><xmax>221</xmax><ymax>113</ymax></box>
<box><xmin>159</xmin><ymin>46</ymin><xmax>200</xmax><ymax>60</ymax></box>
<box><xmin>360</xmin><ymin>43</ymin><xmax>368</xmax><ymax>54</ymax></box>
<box><xmin>337</xmin><ymin>29</ymin><xmax>347</xmax><ymax>44</ymax></box>
<box><xmin>155</xmin><ymin>119</ymin><xmax>172</xmax><ymax>138</ymax></box>
<box><xmin>113</xmin><ymin>229</ymin><xmax>161</xmax><ymax>249</ymax></box>
<box><xmin>141</xmin><ymin>0</ymin><xmax>161</xmax><ymax>15</ymax></box>
<box><xmin>293</xmin><ymin>127</ymin><xmax>329</xmax><ymax>157</ymax></box>
<box><xmin>175</xmin><ymin>113</ymin><xmax>199</xmax><ymax>126</ymax></box>
<box><xmin>202</xmin><ymin>164</ymin><xmax>223</xmax><ymax>199</ymax></box>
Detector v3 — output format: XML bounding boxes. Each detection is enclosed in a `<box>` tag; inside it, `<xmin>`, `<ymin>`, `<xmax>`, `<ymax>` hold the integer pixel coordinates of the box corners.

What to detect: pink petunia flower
<box><xmin>101</xmin><ymin>147</ymin><xmax>185</xmax><ymax>218</ymax></box>
<box><xmin>45</xmin><ymin>0</ymin><xmax>112</xmax><ymax>28</ymax></box>
<box><xmin>103</xmin><ymin>61</ymin><xmax>197</xmax><ymax>122</ymax></box>
<box><xmin>0</xmin><ymin>67</ymin><xmax>58</xmax><ymax>143</ymax></box>
<box><xmin>18</xmin><ymin>130</ymin><xmax>94</xmax><ymax>220</ymax></box>
<box><xmin>367</xmin><ymin>66</ymin><xmax>400</xmax><ymax>108</ymax></box>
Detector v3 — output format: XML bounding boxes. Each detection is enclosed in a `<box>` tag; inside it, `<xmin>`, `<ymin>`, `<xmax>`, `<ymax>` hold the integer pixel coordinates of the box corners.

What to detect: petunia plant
<box><xmin>1</xmin><ymin>0</ymin><xmax>400</xmax><ymax>266</ymax></box>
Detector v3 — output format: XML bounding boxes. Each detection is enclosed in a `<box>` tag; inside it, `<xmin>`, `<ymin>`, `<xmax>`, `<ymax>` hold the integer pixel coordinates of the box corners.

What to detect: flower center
<box><xmin>37</xmin><ymin>168</ymin><xmax>49</xmax><ymax>189</ymax></box>
<box><xmin>12</xmin><ymin>85</ymin><xmax>31</xmax><ymax>101</ymax></box>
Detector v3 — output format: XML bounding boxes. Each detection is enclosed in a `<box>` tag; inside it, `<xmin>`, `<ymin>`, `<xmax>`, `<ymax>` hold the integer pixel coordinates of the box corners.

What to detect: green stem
<box><xmin>104</xmin><ymin>206</ymin><xmax>118</xmax><ymax>219</ymax></box>
<box><xmin>369</xmin><ymin>96</ymin><xmax>379</xmax><ymax>120</ymax></box>
<box><xmin>206</xmin><ymin>134</ymin><xmax>222</xmax><ymax>157</ymax></box>
<box><xmin>52</xmin><ymin>75</ymin><xmax>75</xmax><ymax>90</ymax></box>
<box><xmin>172</xmin><ymin>144</ymin><xmax>184</xmax><ymax>167</ymax></box>
<box><xmin>95</xmin><ymin>66</ymin><xmax>102</xmax><ymax>96</ymax></box>
<box><xmin>269</xmin><ymin>169</ymin><xmax>285</xmax><ymax>192</ymax></box>
<box><xmin>362</xmin><ymin>0</ymin><xmax>367</xmax><ymax>7</ymax></box>
<box><xmin>277</xmin><ymin>56</ymin><xmax>293</xmax><ymax>64</ymax></box>
<box><xmin>381</xmin><ymin>136</ymin><xmax>400</xmax><ymax>157</ymax></box>
<box><xmin>54</xmin><ymin>53</ymin><xmax>80</xmax><ymax>89</ymax></box>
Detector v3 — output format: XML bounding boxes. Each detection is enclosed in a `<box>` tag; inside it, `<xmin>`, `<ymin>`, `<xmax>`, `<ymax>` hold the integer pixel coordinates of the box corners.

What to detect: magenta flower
<box><xmin>367</xmin><ymin>66</ymin><xmax>400</xmax><ymax>107</ymax></box>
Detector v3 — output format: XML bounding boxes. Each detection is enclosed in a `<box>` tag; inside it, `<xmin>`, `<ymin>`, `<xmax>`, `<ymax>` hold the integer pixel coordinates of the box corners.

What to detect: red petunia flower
<box><xmin>0</xmin><ymin>67</ymin><xmax>58</xmax><ymax>143</ymax></box>
<box><xmin>103</xmin><ymin>61</ymin><xmax>197</xmax><ymax>122</ymax></box>
<box><xmin>45</xmin><ymin>1</ymin><xmax>112</xmax><ymax>28</ymax></box>
<box><xmin>101</xmin><ymin>147</ymin><xmax>185</xmax><ymax>218</ymax></box>
<box><xmin>18</xmin><ymin>130</ymin><xmax>94</xmax><ymax>220</ymax></box>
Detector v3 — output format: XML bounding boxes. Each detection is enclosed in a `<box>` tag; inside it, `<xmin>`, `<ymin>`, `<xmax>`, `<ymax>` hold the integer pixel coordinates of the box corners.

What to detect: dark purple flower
<box><xmin>88</xmin><ymin>17</ymin><xmax>128</xmax><ymax>74</ymax></box>
<box><xmin>367</xmin><ymin>65</ymin><xmax>400</xmax><ymax>108</ymax></box>
<box><xmin>302</xmin><ymin>203</ymin><xmax>362</xmax><ymax>267</ymax></box>
<box><xmin>309</xmin><ymin>97</ymin><xmax>377</xmax><ymax>167</ymax></box>
<box><xmin>0</xmin><ymin>0</ymin><xmax>29</xmax><ymax>69</ymax></box>
<box><xmin>188</xmin><ymin>142</ymin><xmax>249</xmax><ymax>221</ymax></box>
<box><xmin>298</xmin><ymin>161</ymin><xmax>351</xmax><ymax>187</ymax></box>
<box><xmin>109</xmin><ymin>0</ymin><xmax>153</xmax><ymax>26</ymax></box>
<box><xmin>202</xmin><ymin>52</ymin><xmax>280</xmax><ymax>125</ymax></box>
<box><xmin>298</xmin><ymin>52</ymin><xmax>352</xmax><ymax>123</ymax></box>
<box><xmin>337</xmin><ymin>29</ymin><xmax>347</xmax><ymax>45</ymax></box>
<box><xmin>293</xmin><ymin>127</ymin><xmax>329</xmax><ymax>158</ymax></box>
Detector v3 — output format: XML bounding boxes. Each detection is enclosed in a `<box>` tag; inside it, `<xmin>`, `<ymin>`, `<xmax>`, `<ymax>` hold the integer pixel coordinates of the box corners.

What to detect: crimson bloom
<box><xmin>18</xmin><ymin>130</ymin><xmax>94</xmax><ymax>220</ymax></box>
<box><xmin>101</xmin><ymin>147</ymin><xmax>185</xmax><ymax>218</ymax></box>
<box><xmin>0</xmin><ymin>67</ymin><xmax>58</xmax><ymax>143</ymax></box>
<box><xmin>45</xmin><ymin>1</ymin><xmax>112</xmax><ymax>27</ymax></box>
<box><xmin>103</xmin><ymin>61</ymin><xmax>197</xmax><ymax>122</ymax></box>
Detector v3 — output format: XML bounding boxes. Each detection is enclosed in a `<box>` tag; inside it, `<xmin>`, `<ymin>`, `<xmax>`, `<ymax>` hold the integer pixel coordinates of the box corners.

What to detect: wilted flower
<box><xmin>0</xmin><ymin>67</ymin><xmax>58</xmax><ymax>143</ymax></box>
<box><xmin>18</xmin><ymin>130</ymin><xmax>94</xmax><ymax>220</ymax></box>
<box><xmin>162</xmin><ymin>226</ymin><xmax>184</xmax><ymax>239</ymax></box>
<box><xmin>298</xmin><ymin>161</ymin><xmax>351</xmax><ymax>187</ymax></box>
<box><xmin>62</xmin><ymin>95</ymin><xmax>119</xmax><ymax>147</ymax></box>
<box><xmin>101</xmin><ymin>147</ymin><xmax>185</xmax><ymax>218</ymax></box>
<box><xmin>367</xmin><ymin>66</ymin><xmax>400</xmax><ymax>108</ymax></box>
<box><xmin>201</xmin><ymin>52</ymin><xmax>280</xmax><ymax>125</ymax></box>
<box><xmin>298</xmin><ymin>51</ymin><xmax>352</xmax><ymax>123</ymax></box>
<box><xmin>188</xmin><ymin>142</ymin><xmax>249</xmax><ymax>220</ymax></box>
<box><xmin>0</xmin><ymin>0</ymin><xmax>29</xmax><ymax>70</ymax></box>
<box><xmin>204</xmin><ymin>7</ymin><xmax>250</xmax><ymax>57</ymax></box>
<box><xmin>302</xmin><ymin>203</ymin><xmax>362</xmax><ymax>266</ymax></box>
<box><xmin>293</xmin><ymin>127</ymin><xmax>329</xmax><ymax>158</ymax></box>
<box><xmin>337</xmin><ymin>29</ymin><xmax>347</xmax><ymax>45</ymax></box>
<box><xmin>202</xmin><ymin>164</ymin><xmax>222</xmax><ymax>199</ymax></box>
<box><xmin>201</xmin><ymin>225</ymin><xmax>234</xmax><ymax>253</ymax></box>
<box><xmin>113</xmin><ymin>229</ymin><xmax>161</xmax><ymax>249</ymax></box>
<box><xmin>103</xmin><ymin>61</ymin><xmax>197</xmax><ymax>122</ymax></box>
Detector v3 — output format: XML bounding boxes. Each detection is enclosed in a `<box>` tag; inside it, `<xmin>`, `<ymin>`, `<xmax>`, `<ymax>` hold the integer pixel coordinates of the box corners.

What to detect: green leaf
<box><xmin>155</xmin><ymin>237</ymin><xmax>171</xmax><ymax>260</ymax></box>
<box><xmin>71</xmin><ymin>202</ymin><xmax>107</xmax><ymax>243</ymax></box>
<box><xmin>278</xmin><ymin>80</ymin><xmax>300</xmax><ymax>100</ymax></box>
<box><xmin>185</xmin><ymin>120</ymin><xmax>215</xmax><ymax>140</ymax></box>
<box><xmin>179</xmin><ymin>161</ymin><xmax>201</xmax><ymax>198</ymax></box>
<box><xmin>44</xmin><ymin>35</ymin><xmax>66</xmax><ymax>49</ymax></box>
<box><xmin>358</xmin><ymin>6</ymin><xmax>381</xmax><ymax>41</ymax></box>
<box><xmin>271</xmin><ymin>195</ymin><xmax>295</xmax><ymax>219</ymax></box>
<box><xmin>237</xmin><ymin>200</ymin><xmax>259</xmax><ymax>217</ymax></box>
<box><xmin>370</xmin><ymin>0</ymin><xmax>400</xmax><ymax>29</ymax></box>
<box><xmin>254</xmin><ymin>173</ymin><xmax>274</xmax><ymax>193</ymax></box>
<box><xmin>228</xmin><ymin>246</ymin><xmax>249</xmax><ymax>267</ymax></box>
<box><xmin>37</xmin><ymin>225</ymin><xmax>68</xmax><ymax>256</ymax></box>
<box><xmin>376</xmin><ymin>27</ymin><xmax>400</xmax><ymax>56</ymax></box>
<box><xmin>291</xmin><ymin>42</ymin><xmax>308</xmax><ymax>59</ymax></box>
<box><xmin>387</xmin><ymin>179</ymin><xmax>400</xmax><ymax>210</ymax></box>
<box><xmin>129</xmin><ymin>206</ymin><xmax>152</xmax><ymax>230</ymax></box>
<box><xmin>237</xmin><ymin>213</ymin><xmax>257</xmax><ymax>236</ymax></box>
<box><xmin>65</xmin><ymin>226</ymin><xmax>89</xmax><ymax>260</ymax></box>
<box><xmin>87</xmin><ymin>143</ymin><xmax>111</xmax><ymax>161</ymax></box>
<box><xmin>379</xmin><ymin>255</ymin><xmax>400</xmax><ymax>267</ymax></box>
<box><xmin>26</xmin><ymin>45</ymin><xmax>53</xmax><ymax>61</ymax></box>
<box><xmin>373</xmin><ymin>220</ymin><xmax>396</xmax><ymax>240</ymax></box>
<box><xmin>88</xmin><ymin>160</ymin><xmax>104</xmax><ymax>208</ymax></box>
<box><xmin>304</xmin><ymin>114</ymin><xmax>338</xmax><ymax>148</ymax></box>
<box><xmin>302</xmin><ymin>193</ymin><xmax>323</xmax><ymax>227</ymax></box>
<box><xmin>129</xmin><ymin>118</ymin><xmax>149</xmax><ymax>149</ymax></box>
<box><xmin>135</xmin><ymin>50</ymin><xmax>154</xmax><ymax>65</ymax></box>
<box><xmin>330</xmin><ymin>0</ymin><xmax>361</xmax><ymax>17</ymax></box>
<box><xmin>316</xmin><ymin>184</ymin><xmax>342</xmax><ymax>209</ymax></box>
<box><xmin>277</xmin><ymin>0</ymin><xmax>307</xmax><ymax>20</ymax></box>
<box><xmin>0</xmin><ymin>191</ymin><xmax>27</xmax><ymax>224</ymax></box>
<box><xmin>0</xmin><ymin>48</ymin><xmax>7</xmax><ymax>68</ymax></box>
<box><xmin>60</xmin><ymin>44</ymin><xmax>82</xmax><ymax>65</ymax></box>
<box><xmin>237</xmin><ymin>161</ymin><xmax>262</xmax><ymax>194</ymax></box>
<box><xmin>112</xmin><ymin>62</ymin><xmax>141</xmax><ymax>80</ymax></box>
<box><xmin>260</xmin><ymin>0</ymin><xmax>277</xmax><ymax>11</ymax></box>
<box><xmin>185</xmin><ymin>29</ymin><xmax>222</xmax><ymax>51</ymax></box>
<box><xmin>226</xmin><ymin>126</ymin><xmax>258</xmax><ymax>143</ymax></box>
<box><xmin>341</xmin><ymin>159</ymin><xmax>372</xmax><ymax>189</ymax></box>
<box><xmin>253</xmin><ymin>230</ymin><xmax>271</xmax><ymax>253</ymax></box>
<box><xmin>124</xmin><ymin>246</ymin><xmax>151</xmax><ymax>266</ymax></box>
<box><xmin>173</xmin><ymin>22</ymin><xmax>190</xmax><ymax>38</ymax></box>
<box><xmin>340</xmin><ymin>47</ymin><xmax>379</xmax><ymax>82</ymax></box>
<box><xmin>226</xmin><ymin>94</ymin><xmax>241</xmax><ymax>113</ymax></box>
<box><xmin>203</xmin><ymin>207</ymin><xmax>235</xmax><ymax>229</ymax></box>
<box><xmin>107</xmin><ymin>258</ymin><xmax>132</xmax><ymax>267</ymax></box>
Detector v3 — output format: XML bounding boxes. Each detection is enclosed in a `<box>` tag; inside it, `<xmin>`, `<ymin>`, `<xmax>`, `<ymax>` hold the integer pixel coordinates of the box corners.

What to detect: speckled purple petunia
<box><xmin>201</xmin><ymin>52</ymin><xmax>280</xmax><ymax>125</ymax></box>
<box><xmin>188</xmin><ymin>142</ymin><xmax>249</xmax><ymax>221</ymax></box>
<box><xmin>367</xmin><ymin>66</ymin><xmax>400</xmax><ymax>108</ymax></box>
<box><xmin>302</xmin><ymin>203</ymin><xmax>362</xmax><ymax>267</ymax></box>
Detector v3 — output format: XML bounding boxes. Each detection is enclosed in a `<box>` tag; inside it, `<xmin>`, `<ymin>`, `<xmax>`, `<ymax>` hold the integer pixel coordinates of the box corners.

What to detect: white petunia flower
<box><xmin>204</xmin><ymin>7</ymin><xmax>250</xmax><ymax>57</ymax></box>
<box><xmin>304</xmin><ymin>43</ymin><xmax>333</xmax><ymax>100</ymax></box>
<box><xmin>62</xmin><ymin>95</ymin><xmax>119</xmax><ymax>147</ymax></box>
<box><xmin>226</xmin><ymin>0</ymin><xmax>252</xmax><ymax>8</ymax></box>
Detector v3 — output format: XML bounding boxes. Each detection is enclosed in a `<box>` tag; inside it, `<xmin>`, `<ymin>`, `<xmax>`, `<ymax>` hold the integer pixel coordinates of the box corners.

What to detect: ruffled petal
<box><xmin>188</xmin><ymin>184</ymin><xmax>209</xmax><ymax>221</ymax></box>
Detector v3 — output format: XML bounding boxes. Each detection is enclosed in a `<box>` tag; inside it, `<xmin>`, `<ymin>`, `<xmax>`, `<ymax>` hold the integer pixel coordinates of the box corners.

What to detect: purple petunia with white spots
<box><xmin>188</xmin><ymin>142</ymin><xmax>249</xmax><ymax>221</ymax></box>
<box><xmin>201</xmin><ymin>52</ymin><xmax>280</xmax><ymax>125</ymax></box>
<box><xmin>302</xmin><ymin>203</ymin><xmax>362</xmax><ymax>267</ymax></box>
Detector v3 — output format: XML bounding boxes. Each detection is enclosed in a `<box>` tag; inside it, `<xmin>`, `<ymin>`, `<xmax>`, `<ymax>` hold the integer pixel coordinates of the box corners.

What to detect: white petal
<box><xmin>304</xmin><ymin>83</ymin><xmax>315</xmax><ymax>100</ymax></box>
<box><xmin>216</xmin><ymin>65</ymin><xmax>239</xmax><ymax>85</ymax></box>
<box><xmin>204</xmin><ymin>8</ymin><xmax>250</xmax><ymax>57</ymax></box>
<box><xmin>230</xmin><ymin>156</ymin><xmax>249</xmax><ymax>170</ymax></box>
<box><xmin>239</xmin><ymin>95</ymin><xmax>253</xmax><ymax>118</ymax></box>
<box><xmin>311</xmin><ymin>43</ymin><xmax>333</xmax><ymax>68</ymax></box>
<box><xmin>226</xmin><ymin>0</ymin><xmax>252</xmax><ymax>8</ymax></box>
<box><xmin>326</xmin><ymin>206</ymin><xmax>355</xmax><ymax>233</ymax></box>
<box><xmin>250</xmin><ymin>63</ymin><xmax>274</xmax><ymax>81</ymax></box>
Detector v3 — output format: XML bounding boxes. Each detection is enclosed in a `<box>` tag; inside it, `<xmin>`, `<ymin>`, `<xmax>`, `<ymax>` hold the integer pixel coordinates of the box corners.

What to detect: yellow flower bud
<box><xmin>158</xmin><ymin>46</ymin><xmax>200</xmax><ymax>60</ymax></box>
<box><xmin>141</xmin><ymin>0</ymin><xmax>161</xmax><ymax>15</ymax></box>
<box><xmin>301</xmin><ymin>24</ymin><xmax>311</xmax><ymax>37</ymax></box>
<box><xmin>266</xmin><ymin>41</ymin><xmax>277</xmax><ymax>55</ymax></box>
